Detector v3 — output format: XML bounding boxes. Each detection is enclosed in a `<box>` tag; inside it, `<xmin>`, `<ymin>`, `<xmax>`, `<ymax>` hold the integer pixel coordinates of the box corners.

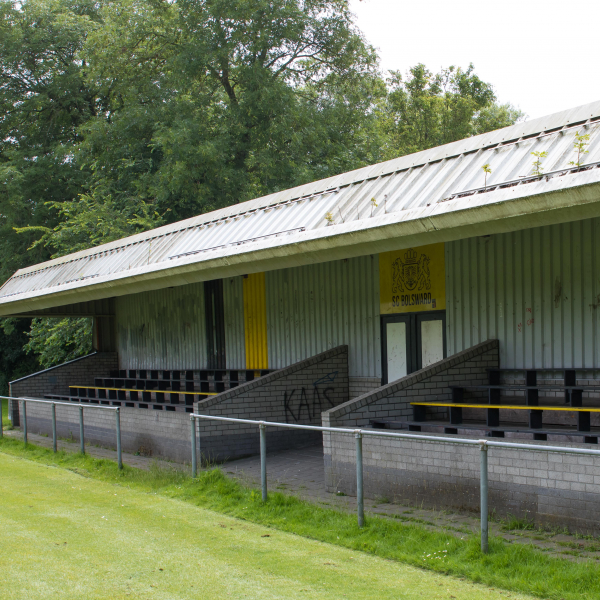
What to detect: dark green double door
<box><xmin>381</xmin><ymin>311</ymin><xmax>446</xmax><ymax>384</ymax></box>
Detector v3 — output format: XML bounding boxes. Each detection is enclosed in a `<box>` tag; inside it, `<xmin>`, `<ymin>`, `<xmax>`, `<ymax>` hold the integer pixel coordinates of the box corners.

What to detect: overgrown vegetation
<box><xmin>0</xmin><ymin>437</ymin><xmax>598</xmax><ymax>600</ymax></box>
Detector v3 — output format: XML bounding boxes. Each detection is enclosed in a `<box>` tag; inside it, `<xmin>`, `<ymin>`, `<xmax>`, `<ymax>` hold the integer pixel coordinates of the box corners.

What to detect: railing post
<box><xmin>0</xmin><ymin>398</ymin><xmax>3</xmax><ymax>439</ymax></box>
<box><xmin>115</xmin><ymin>408</ymin><xmax>122</xmax><ymax>470</ymax></box>
<box><xmin>79</xmin><ymin>406</ymin><xmax>85</xmax><ymax>455</ymax></box>
<box><xmin>480</xmin><ymin>440</ymin><xmax>489</xmax><ymax>554</ymax></box>
<box><xmin>22</xmin><ymin>400</ymin><xmax>27</xmax><ymax>445</ymax></box>
<box><xmin>355</xmin><ymin>430</ymin><xmax>364</xmax><ymax>528</ymax></box>
<box><xmin>260</xmin><ymin>422</ymin><xmax>267</xmax><ymax>501</ymax></box>
<box><xmin>190</xmin><ymin>417</ymin><xmax>197</xmax><ymax>478</ymax></box>
<box><xmin>52</xmin><ymin>403</ymin><xmax>57</xmax><ymax>453</ymax></box>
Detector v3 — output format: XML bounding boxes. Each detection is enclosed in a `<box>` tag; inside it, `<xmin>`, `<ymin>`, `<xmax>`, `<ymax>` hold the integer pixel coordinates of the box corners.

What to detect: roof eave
<box><xmin>2</xmin><ymin>174</ymin><xmax>599</xmax><ymax>317</ymax></box>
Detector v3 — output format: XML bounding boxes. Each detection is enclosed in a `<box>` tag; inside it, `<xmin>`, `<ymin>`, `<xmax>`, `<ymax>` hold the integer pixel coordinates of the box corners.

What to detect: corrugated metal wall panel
<box><xmin>266</xmin><ymin>256</ymin><xmax>381</xmax><ymax>377</ymax></box>
<box><xmin>447</xmin><ymin>218</ymin><xmax>600</xmax><ymax>369</ymax></box>
<box><xmin>116</xmin><ymin>284</ymin><xmax>207</xmax><ymax>370</ymax></box>
<box><xmin>223</xmin><ymin>276</ymin><xmax>245</xmax><ymax>369</ymax></box>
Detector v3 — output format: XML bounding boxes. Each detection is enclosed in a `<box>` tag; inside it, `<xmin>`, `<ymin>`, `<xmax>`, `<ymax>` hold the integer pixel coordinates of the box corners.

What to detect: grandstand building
<box><xmin>3</xmin><ymin>101</ymin><xmax>600</xmax><ymax>532</ymax></box>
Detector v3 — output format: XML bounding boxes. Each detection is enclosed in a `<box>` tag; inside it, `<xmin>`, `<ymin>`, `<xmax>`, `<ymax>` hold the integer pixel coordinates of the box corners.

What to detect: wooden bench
<box><xmin>486</xmin><ymin>368</ymin><xmax>596</xmax><ymax>402</ymax></box>
<box><xmin>449</xmin><ymin>382</ymin><xmax>600</xmax><ymax>428</ymax></box>
<box><xmin>411</xmin><ymin>401</ymin><xmax>600</xmax><ymax>432</ymax></box>
<box><xmin>70</xmin><ymin>385</ymin><xmax>218</xmax><ymax>404</ymax></box>
<box><xmin>46</xmin><ymin>394</ymin><xmax>195</xmax><ymax>413</ymax></box>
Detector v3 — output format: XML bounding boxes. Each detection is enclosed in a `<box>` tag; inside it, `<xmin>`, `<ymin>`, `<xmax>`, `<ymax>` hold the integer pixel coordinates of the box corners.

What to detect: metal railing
<box><xmin>1</xmin><ymin>396</ymin><xmax>122</xmax><ymax>469</ymax></box>
<box><xmin>190</xmin><ymin>414</ymin><xmax>600</xmax><ymax>553</ymax></box>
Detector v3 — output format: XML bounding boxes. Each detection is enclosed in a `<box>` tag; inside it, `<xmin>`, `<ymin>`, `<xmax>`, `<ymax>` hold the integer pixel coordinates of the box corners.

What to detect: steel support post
<box><xmin>190</xmin><ymin>417</ymin><xmax>197</xmax><ymax>478</ymax></box>
<box><xmin>79</xmin><ymin>406</ymin><xmax>85</xmax><ymax>455</ymax></box>
<box><xmin>52</xmin><ymin>403</ymin><xmax>57</xmax><ymax>453</ymax></box>
<box><xmin>355</xmin><ymin>431</ymin><xmax>364</xmax><ymax>528</ymax></box>
<box><xmin>22</xmin><ymin>400</ymin><xmax>27</xmax><ymax>445</ymax></box>
<box><xmin>260</xmin><ymin>423</ymin><xmax>267</xmax><ymax>501</ymax></box>
<box><xmin>480</xmin><ymin>441</ymin><xmax>489</xmax><ymax>554</ymax></box>
<box><xmin>116</xmin><ymin>409</ymin><xmax>122</xmax><ymax>470</ymax></box>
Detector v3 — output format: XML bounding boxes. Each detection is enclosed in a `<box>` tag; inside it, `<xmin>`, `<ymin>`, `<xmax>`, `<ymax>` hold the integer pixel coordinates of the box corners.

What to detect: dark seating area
<box><xmin>371</xmin><ymin>368</ymin><xmax>600</xmax><ymax>444</ymax></box>
<box><xmin>44</xmin><ymin>368</ymin><xmax>271</xmax><ymax>413</ymax></box>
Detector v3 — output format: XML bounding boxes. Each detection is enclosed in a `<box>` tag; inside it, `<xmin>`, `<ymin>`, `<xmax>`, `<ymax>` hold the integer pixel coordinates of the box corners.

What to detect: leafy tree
<box><xmin>379</xmin><ymin>64</ymin><xmax>523</xmax><ymax>159</ymax></box>
<box><xmin>0</xmin><ymin>319</ymin><xmax>39</xmax><ymax>396</ymax></box>
<box><xmin>77</xmin><ymin>0</ymin><xmax>384</xmax><ymax>220</ymax></box>
<box><xmin>0</xmin><ymin>0</ymin><xmax>523</xmax><ymax>372</ymax></box>
<box><xmin>24</xmin><ymin>317</ymin><xmax>92</xmax><ymax>369</ymax></box>
<box><xmin>0</xmin><ymin>0</ymin><xmax>102</xmax><ymax>373</ymax></box>
<box><xmin>0</xmin><ymin>0</ymin><xmax>102</xmax><ymax>279</ymax></box>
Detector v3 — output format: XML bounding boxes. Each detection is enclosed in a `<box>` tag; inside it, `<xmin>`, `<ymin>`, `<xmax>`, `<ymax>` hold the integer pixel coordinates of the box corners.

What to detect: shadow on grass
<box><xmin>0</xmin><ymin>436</ymin><xmax>598</xmax><ymax>600</ymax></box>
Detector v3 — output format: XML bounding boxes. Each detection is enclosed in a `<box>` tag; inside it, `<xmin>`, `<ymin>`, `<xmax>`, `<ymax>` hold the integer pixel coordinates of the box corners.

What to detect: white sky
<box><xmin>349</xmin><ymin>0</ymin><xmax>600</xmax><ymax>120</ymax></box>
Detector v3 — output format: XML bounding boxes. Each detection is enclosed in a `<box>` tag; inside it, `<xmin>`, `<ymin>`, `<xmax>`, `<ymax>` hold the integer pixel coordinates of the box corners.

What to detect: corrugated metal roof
<box><xmin>2</xmin><ymin>100</ymin><xmax>600</xmax><ymax>314</ymax></box>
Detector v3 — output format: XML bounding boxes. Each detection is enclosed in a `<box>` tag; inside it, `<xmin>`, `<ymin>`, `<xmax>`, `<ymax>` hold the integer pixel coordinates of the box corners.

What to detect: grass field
<box><xmin>0</xmin><ymin>452</ymin><xmax>536</xmax><ymax>600</ymax></box>
<box><xmin>0</xmin><ymin>437</ymin><xmax>599</xmax><ymax>599</ymax></box>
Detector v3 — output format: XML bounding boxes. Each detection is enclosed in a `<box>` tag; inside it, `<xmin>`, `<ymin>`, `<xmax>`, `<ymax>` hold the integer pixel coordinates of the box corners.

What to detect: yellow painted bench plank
<box><xmin>410</xmin><ymin>402</ymin><xmax>600</xmax><ymax>412</ymax></box>
<box><xmin>70</xmin><ymin>386</ymin><xmax>218</xmax><ymax>396</ymax></box>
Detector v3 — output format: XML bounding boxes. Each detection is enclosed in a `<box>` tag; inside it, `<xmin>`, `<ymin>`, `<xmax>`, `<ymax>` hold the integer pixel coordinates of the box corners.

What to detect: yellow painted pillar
<box><xmin>243</xmin><ymin>273</ymin><xmax>268</xmax><ymax>370</ymax></box>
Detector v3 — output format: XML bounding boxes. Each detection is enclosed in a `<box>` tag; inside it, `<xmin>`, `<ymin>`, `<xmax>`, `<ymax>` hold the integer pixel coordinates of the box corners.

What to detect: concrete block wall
<box><xmin>21</xmin><ymin>401</ymin><xmax>192</xmax><ymax>463</ymax></box>
<box><xmin>322</xmin><ymin>339</ymin><xmax>499</xmax><ymax>429</ymax></box>
<box><xmin>195</xmin><ymin>345</ymin><xmax>349</xmax><ymax>461</ymax></box>
<box><xmin>12</xmin><ymin>346</ymin><xmax>348</xmax><ymax>464</ymax></box>
<box><xmin>326</xmin><ymin>431</ymin><xmax>600</xmax><ymax>534</ymax></box>
<box><xmin>9</xmin><ymin>352</ymin><xmax>118</xmax><ymax>425</ymax></box>
<box><xmin>349</xmin><ymin>377</ymin><xmax>381</xmax><ymax>399</ymax></box>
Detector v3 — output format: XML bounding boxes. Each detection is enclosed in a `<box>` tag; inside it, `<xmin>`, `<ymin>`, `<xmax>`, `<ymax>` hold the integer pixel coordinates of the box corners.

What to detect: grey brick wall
<box><xmin>321</xmin><ymin>339</ymin><xmax>600</xmax><ymax>534</ymax></box>
<box><xmin>325</xmin><ymin>432</ymin><xmax>600</xmax><ymax>535</ymax></box>
<box><xmin>21</xmin><ymin>401</ymin><xmax>192</xmax><ymax>463</ymax></box>
<box><xmin>322</xmin><ymin>339</ymin><xmax>498</xmax><ymax>429</ymax></box>
<box><xmin>16</xmin><ymin>346</ymin><xmax>349</xmax><ymax>463</ymax></box>
<box><xmin>349</xmin><ymin>377</ymin><xmax>381</xmax><ymax>399</ymax></box>
<box><xmin>195</xmin><ymin>345</ymin><xmax>349</xmax><ymax>461</ymax></box>
<box><xmin>9</xmin><ymin>352</ymin><xmax>118</xmax><ymax>425</ymax></box>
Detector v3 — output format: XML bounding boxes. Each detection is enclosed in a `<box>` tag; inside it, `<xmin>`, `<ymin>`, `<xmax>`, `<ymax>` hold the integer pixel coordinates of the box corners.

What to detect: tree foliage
<box><xmin>24</xmin><ymin>317</ymin><xmax>93</xmax><ymax>369</ymax></box>
<box><xmin>380</xmin><ymin>64</ymin><xmax>522</xmax><ymax>159</ymax></box>
<box><xmin>0</xmin><ymin>0</ymin><xmax>523</xmax><ymax>370</ymax></box>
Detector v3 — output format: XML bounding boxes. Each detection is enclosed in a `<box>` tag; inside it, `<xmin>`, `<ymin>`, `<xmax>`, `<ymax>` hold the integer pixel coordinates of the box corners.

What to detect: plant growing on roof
<box><xmin>481</xmin><ymin>163</ymin><xmax>492</xmax><ymax>188</ymax></box>
<box><xmin>569</xmin><ymin>131</ymin><xmax>590</xmax><ymax>168</ymax></box>
<box><xmin>531</xmin><ymin>151</ymin><xmax>548</xmax><ymax>177</ymax></box>
<box><xmin>324</xmin><ymin>212</ymin><xmax>334</xmax><ymax>225</ymax></box>
<box><xmin>370</xmin><ymin>197</ymin><xmax>378</xmax><ymax>217</ymax></box>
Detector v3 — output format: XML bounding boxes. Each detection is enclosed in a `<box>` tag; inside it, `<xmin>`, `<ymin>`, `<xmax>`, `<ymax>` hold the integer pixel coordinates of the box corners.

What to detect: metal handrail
<box><xmin>190</xmin><ymin>413</ymin><xmax>600</xmax><ymax>553</ymax></box>
<box><xmin>1</xmin><ymin>395</ymin><xmax>122</xmax><ymax>469</ymax></box>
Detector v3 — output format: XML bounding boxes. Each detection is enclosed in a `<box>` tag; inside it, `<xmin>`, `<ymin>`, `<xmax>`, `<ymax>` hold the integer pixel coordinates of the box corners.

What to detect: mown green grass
<box><xmin>0</xmin><ymin>436</ymin><xmax>598</xmax><ymax>599</ymax></box>
<box><xmin>0</xmin><ymin>449</ymin><xmax>534</xmax><ymax>600</ymax></box>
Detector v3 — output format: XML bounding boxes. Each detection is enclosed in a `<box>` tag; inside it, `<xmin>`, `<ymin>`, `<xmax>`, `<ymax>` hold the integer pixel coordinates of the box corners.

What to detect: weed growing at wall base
<box><xmin>1</xmin><ymin>398</ymin><xmax>12</xmax><ymax>429</ymax></box>
<box><xmin>0</xmin><ymin>437</ymin><xmax>599</xmax><ymax>600</ymax></box>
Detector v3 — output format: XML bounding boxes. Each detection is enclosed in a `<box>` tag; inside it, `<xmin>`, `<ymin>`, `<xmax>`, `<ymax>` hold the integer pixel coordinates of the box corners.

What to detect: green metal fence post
<box><xmin>355</xmin><ymin>430</ymin><xmax>364</xmax><ymax>527</ymax></box>
<box><xmin>79</xmin><ymin>406</ymin><xmax>85</xmax><ymax>455</ymax></box>
<box><xmin>0</xmin><ymin>398</ymin><xmax>3</xmax><ymax>438</ymax></box>
<box><xmin>116</xmin><ymin>408</ymin><xmax>122</xmax><ymax>469</ymax></box>
<box><xmin>52</xmin><ymin>403</ymin><xmax>57</xmax><ymax>453</ymax></box>
<box><xmin>190</xmin><ymin>417</ymin><xmax>197</xmax><ymax>478</ymax></box>
<box><xmin>480</xmin><ymin>441</ymin><xmax>489</xmax><ymax>554</ymax></box>
<box><xmin>22</xmin><ymin>400</ymin><xmax>27</xmax><ymax>445</ymax></box>
<box><xmin>260</xmin><ymin>422</ymin><xmax>267</xmax><ymax>501</ymax></box>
